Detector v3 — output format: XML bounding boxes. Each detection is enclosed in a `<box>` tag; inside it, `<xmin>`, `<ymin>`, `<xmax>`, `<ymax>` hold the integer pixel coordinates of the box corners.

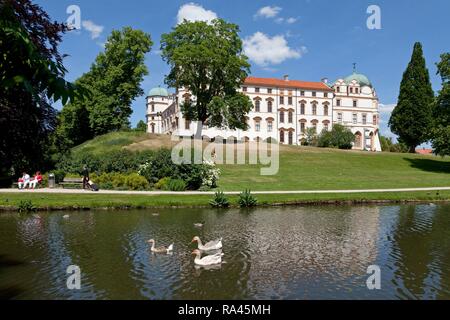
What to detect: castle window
<box><xmin>324</xmin><ymin>122</ymin><xmax>329</xmax><ymax>131</ymax></box>
<box><xmin>336</xmin><ymin>87</ymin><xmax>340</xmax><ymax>93</ymax></box>
<box><xmin>152</xmin><ymin>105</ymin><xmax>155</xmax><ymax>112</ymax></box>
<box><xmin>312</xmin><ymin>92</ymin><xmax>316</xmax><ymax>97</ymax></box>
<box><xmin>324</xmin><ymin>92</ymin><xmax>328</xmax><ymax>98</ymax></box>
<box><xmin>353</xmin><ymin>113</ymin><xmax>358</xmax><ymax>124</ymax></box>
<box><xmin>185</xmin><ymin>119</ymin><xmax>190</xmax><ymax>130</ymax></box>
<box><xmin>300</xmin><ymin>91</ymin><xmax>305</xmax><ymax>96</ymax></box>
<box><xmin>288</xmin><ymin>131</ymin><xmax>293</xmax><ymax>145</ymax></box>
<box><xmin>242</xmin><ymin>87</ymin><xmax>247</xmax><ymax>92</ymax></box>
<box><xmin>268</xmin><ymin>88</ymin><xmax>272</xmax><ymax>94</ymax></box>
<box><xmin>255</xmin><ymin>87</ymin><xmax>260</xmax><ymax>93</ymax></box>
<box><xmin>355</xmin><ymin>88</ymin><xmax>359</xmax><ymax>94</ymax></box>
<box><xmin>267</xmin><ymin>121</ymin><xmax>273</xmax><ymax>132</ymax></box>
<box><xmin>312</xmin><ymin>104</ymin><xmax>317</xmax><ymax>116</ymax></box>
<box><xmin>280</xmin><ymin>111</ymin><xmax>285</xmax><ymax>123</ymax></box>
<box><xmin>280</xmin><ymin>130</ymin><xmax>285</xmax><ymax>143</ymax></box>
<box><xmin>337</xmin><ymin>113</ymin><xmax>343</xmax><ymax>123</ymax></box>
<box><xmin>353</xmin><ymin>100</ymin><xmax>358</xmax><ymax>107</ymax></box>
<box><xmin>288</xmin><ymin>97</ymin><xmax>293</xmax><ymax>105</ymax></box>
<box><xmin>300</xmin><ymin>122</ymin><xmax>306</xmax><ymax>133</ymax></box>
<box><xmin>288</xmin><ymin>111</ymin><xmax>293</xmax><ymax>123</ymax></box>
<box><xmin>300</xmin><ymin>103</ymin><xmax>305</xmax><ymax>115</ymax></box>
<box><xmin>268</xmin><ymin>101</ymin><xmax>273</xmax><ymax>113</ymax></box>
<box><xmin>362</xmin><ymin>114</ymin><xmax>367</xmax><ymax>124</ymax></box>
<box><xmin>373</xmin><ymin>115</ymin><xmax>377</xmax><ymax>125</ymax></box>
<box><xmin>255</xmin><ymin>100</ymin><xmax>260</xmax><ymax>112</ymax></box>
<box><xmin>255</xmin><ymin>120</ymin><xmax>261</xmax><ymax>132</ymax></box>
<box><xmin>350</xmin><ymin>88</ymin><xmax>353</xmax><ymax>94</ymax></box>
<box><xmin>336</xmin><ymin>99</ymin><xmax>341</xmax><ymax>107</ymax></box>
<box><xmin>324</xmin><ymin>105</ymin><xmax>329</xmax><ymax>116</ymax></box>
<box><xmin>280</xmin><ymin>96</ymin><xmax>284</xmax><ymax>105</ymax></box>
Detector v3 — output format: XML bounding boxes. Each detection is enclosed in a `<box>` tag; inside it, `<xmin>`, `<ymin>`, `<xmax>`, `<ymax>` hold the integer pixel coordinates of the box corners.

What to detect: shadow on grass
<box><xmin>0</xmin><ymin>254</ymin><xmax>25</xmax><ymax>299</ymax></box>
<box><xmin>404</xmin><ymin>158</ymin><xmax>450</xmax><ymax>174</ymax></box>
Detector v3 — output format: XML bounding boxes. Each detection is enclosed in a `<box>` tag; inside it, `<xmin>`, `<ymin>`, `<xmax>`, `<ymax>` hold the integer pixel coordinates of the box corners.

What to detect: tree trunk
<box><xmin>409</xmin><ymin>145</ymin><xmax>417</xmax><ymax>153</ymax></box>
<box><xmin>194</xmin><ymin>120</ymin><xmax>203</xmax><ymax>140</ymax></box>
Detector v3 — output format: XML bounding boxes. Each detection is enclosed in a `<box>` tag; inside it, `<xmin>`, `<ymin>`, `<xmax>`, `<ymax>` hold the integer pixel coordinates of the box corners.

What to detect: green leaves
<box><xmin>161</xmin><ymin>18</ymin><xmax>251</xmax><ymax>132</ymax></box>
<box><xmin>389</xmin><ymin>42</ymin><xmax>435</xmax><ymax>152</ymax></box>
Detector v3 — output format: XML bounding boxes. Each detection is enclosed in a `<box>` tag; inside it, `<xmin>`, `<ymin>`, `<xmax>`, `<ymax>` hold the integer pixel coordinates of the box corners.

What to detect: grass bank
<box><xmin>1</xmin><ymin>190</ymin><xmax>449</xmax><ymax>211</ymax></box>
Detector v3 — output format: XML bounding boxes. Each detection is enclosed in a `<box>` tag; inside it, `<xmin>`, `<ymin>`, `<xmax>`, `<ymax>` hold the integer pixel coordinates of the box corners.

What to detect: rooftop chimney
<box><xmin>283</xmin><ymin>74</ymin><xmax>289</xmax><ymax>81</ymax></box>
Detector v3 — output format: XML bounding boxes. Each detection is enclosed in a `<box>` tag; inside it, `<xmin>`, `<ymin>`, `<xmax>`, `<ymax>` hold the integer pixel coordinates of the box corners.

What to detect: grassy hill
<box><xmin>70</xmin><ymin>131</ymin><xmax>450</xmax><ymax>191</ymax></box>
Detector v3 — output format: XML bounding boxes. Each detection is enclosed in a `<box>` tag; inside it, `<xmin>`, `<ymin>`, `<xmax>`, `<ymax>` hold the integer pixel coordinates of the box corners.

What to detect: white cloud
<box><xmin>177</xmin><ymin>3</ymin><xmax>218</xmax><ymax>24</ymax></box>
<box><xmin>379</xmin><ymin>103</ymin><xmax>396</xmax><ymax>113</ymax></box>
<box><xmin>255</xmin><ymin>6</ymin><xmax>282</xmax><ymax>19</ymax></box>
<box><xmin>275</xmin><ymin>17</ymin><xmax>284</xmax><ymax>24</ymax></box>
<box><xmin>82</xmin><ymin>20</ymin><xmax>104</xmax><ymax>40</ymax></box>
<box><xmin>243</xmin><ymin>32</ymin><xmax>305</xmax><ymax>66</ymax></box>
<box><xmin>286</xmin><ymin>17</ymin><xmax>297</xmax><ymax>24</ymax></box>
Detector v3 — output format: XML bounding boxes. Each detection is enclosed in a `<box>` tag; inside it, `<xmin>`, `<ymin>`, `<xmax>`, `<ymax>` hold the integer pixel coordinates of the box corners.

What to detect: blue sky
<box><xmin>36</xmin><ymin>0</ymin><xmax>450</xmax><ymax>140</ymax></box>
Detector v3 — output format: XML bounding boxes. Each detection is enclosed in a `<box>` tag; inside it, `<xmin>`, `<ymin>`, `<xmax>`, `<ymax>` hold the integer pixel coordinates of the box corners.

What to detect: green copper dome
<box><xmin>344</xmin><ymin>72</ymin><xmax>372</xmax><ymax>87</ymax></box>
<box><xmin>148</xmin><ymin>87</ymin><xmax>169</xmax><ymax>97</ymax></box>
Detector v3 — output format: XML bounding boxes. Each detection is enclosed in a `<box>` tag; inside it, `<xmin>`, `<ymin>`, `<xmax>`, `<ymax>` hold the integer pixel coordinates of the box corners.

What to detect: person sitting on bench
<box><xmin>30</xmin><ymin>171</ymin><xmax>43</xmax><ymax>189</ymax></box>
<box><xmin>18</xmin><ymin>172</ymin><xmax>30</xmax><ymax>189</ymax></box>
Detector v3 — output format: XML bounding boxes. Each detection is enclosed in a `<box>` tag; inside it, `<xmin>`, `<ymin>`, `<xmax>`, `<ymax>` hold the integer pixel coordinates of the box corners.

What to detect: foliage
<box><xmin>238</xmin><ymin>189</ymin><xmax>258</xmax><ymax>207</ymax></box>
<box><xmin>431</xmin><ymin>53</ymin><xmax>450</xmax><ymax>156</ymax></box>
<box><xmin>304</xmin><ymin>127</ymin><xmax>318</xmax><ymax>146</ymax></box>
<box><xmin>317</xmin><ymin>124</ymin><xmax>355</xmax><ymax>150</ymax></box>
<box><xmin>379</xmin><ymin>136</ymin><xmax>409</xmax><ymax>153</ymax></box>
<box><xmin>135</xmin><ymin>120</ymin><xmax>147</xmax><ymax>132</ymax></box>
<box><xmin>51</xmin><ymin>169</ymin><xmax>66</xmax><ymax>184</ymax></box>
<box><xmin>154</xmin><ymin>177</ymin><xmax>171</xmax><ymax>190</ymax></box>
<box><xmin>389</xmin><ymin>42</ymin><xmax>435</xmax><ymax>153</ymax></box>
<box><xmin>209</xmin><ymin>191</ymin><xmax>230</xmax><ymax>208</ymax></box>
<box><xmin>161</xmin><ymin>19</ymin><xmax>252</xmax><ymax>138</ymax></box>
<box><xmin>90</xmin><ymin>172</ymin><xmax>150</xmax><ymax>190</ymax></box>
<box><xmin>0</xmin><ymin>0</ymin><xmax>84</xmax><ymax>182</ymax></box>
<box><xmin>56</xmin><ymin>27</ymin><xmax>153</xmax><ymax>150</ymax></box>
<box><xmin>166</xmin><ymin>179</ymin><xmax>187</xmax><ymax>191</ymax></box>
<box><xmin>17</xmin><ymin>200</ymin><xmax>36</xmax><ymax>213</ymax></box>
<box><xmin>201</xmin><ymin>160</ymin><xmax>220</xmax><ymax>188</ymax></box>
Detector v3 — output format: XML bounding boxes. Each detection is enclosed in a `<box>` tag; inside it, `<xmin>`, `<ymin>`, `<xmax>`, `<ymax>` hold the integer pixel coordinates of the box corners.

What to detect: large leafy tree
<box><xmin>431</xmin><ymin>53</ymin><xmax>450</xmax><ymax>156</ymax></box>
<box><xmin>389</xmin><ymin>42</ymin><xmax>435</xmax><ymax>153</ymax></box>
<box><xmin>161</xmin><ymin>19</ymin><xmax>253</xmax><ymax>139</ymax></box>
<box><xmin>0</xmin><ymin>0</ymin><xmax>80</xmax><ymax>182</ymax></box>
<box><xmin>57</xmin><ymin>27</ymin><xmax>152</xmax><ymax>148</ymax></box>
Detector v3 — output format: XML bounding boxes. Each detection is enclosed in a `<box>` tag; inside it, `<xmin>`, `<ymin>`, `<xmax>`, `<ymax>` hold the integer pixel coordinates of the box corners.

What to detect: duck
<box><xmin>193</xmin><ymin>221</ymin><xmax>205</xmax><ymax>228</ymax></box>
<box><xmin>192</xmin><ymin>249</ymin><xmax>224</xmax><ymax>266</ymax></box>
<box><xmin>192</xmin><ymin>236</ymin><xmax>222</xmax><ymax>251</ymax></box>
<box><xmin>147</xmin><ymin>239</ymin><xmax>173</xmax><ymax>254</ymax></box>
<box><xmin>63</xmin><ymin>214</ymin><xmax>70</xmax><ymax>219</ymax></box>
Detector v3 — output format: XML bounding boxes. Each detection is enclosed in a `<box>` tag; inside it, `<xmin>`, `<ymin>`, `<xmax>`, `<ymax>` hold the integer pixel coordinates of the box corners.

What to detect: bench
<box><xmin>59</xmin><ymin>178</ymin><xmax>84</xmax><ymax>189</ymax></box>
<box><xmin>12</xmin><ymin>180</ymin><xmax>43</xmax><ymax>189</ymax></box>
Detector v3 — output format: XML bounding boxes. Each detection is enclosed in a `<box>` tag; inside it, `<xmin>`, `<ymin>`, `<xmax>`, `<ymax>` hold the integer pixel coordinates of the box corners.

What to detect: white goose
<box><xmin>192</xmin><ymin>236</ymin><xmax>222</xmax><ymax>251</ymax></box>
<box><xmin>147</xmin><ymin>239</ymin><xmax>173</xmax><ymax>254</ymax></box>
<box><xmin>192</xmin><ymin>249</ymin><xmax>224</xmax><ymax>266</ymax></box>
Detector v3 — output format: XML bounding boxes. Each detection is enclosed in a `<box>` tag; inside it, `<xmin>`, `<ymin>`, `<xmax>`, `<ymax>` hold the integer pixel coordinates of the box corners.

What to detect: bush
<box><xmin>318</xmin><ymin>124</ymin><xmax>355</xmax><ymax>149</ymax></box>
<box><xmin>52</xmin><ymin>169</ymin><xmax>66</xmax><ymax>183</ymax></box>
<box><xmin>124</xmin><ymin>173</ymin><xmax>150</xmax><ymax>190</ymax></box>
<box><xmin>166</xmin><ymin>179</ymin><xmax>187</xmax><ymax>191</ymax></box>
<box><xmin>90</xmin><ymin>172</ymin><xmax>150</xmax><ymax>190</ymax></box>
<box><xmin>209</xmin><ymin>191</ymin><xmax>230</xmax><ymax>208</ymax></box>
<box><xmin>154</xmin><ymin>177</ymin><xmax>170</xmax><ymax>190</ymax></box>
<box><xmin>238</xmin><ymin>189</ymin><xmax>258</xmax><ymax>207</ymax></box>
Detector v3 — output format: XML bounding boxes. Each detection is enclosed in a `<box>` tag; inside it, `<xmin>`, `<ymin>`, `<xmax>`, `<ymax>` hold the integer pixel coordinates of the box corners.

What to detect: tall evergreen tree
<box><xmin>431</xmin><ymin>53</ymin><xmax>450</xmax><ymax>156</ymax></box>
<box><xmin>389</xmin><ymin>42</ymin><xmax>435</xmax><ymax>153</ymax></box>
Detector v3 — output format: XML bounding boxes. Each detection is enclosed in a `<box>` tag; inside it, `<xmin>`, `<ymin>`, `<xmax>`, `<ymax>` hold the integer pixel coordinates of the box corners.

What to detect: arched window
<box><xmin>255</xmin><ymin>100</ymin><xmax>261</xmax><ymax>112</ymax></box>
<box><xmin>324</xmin><ymin>105</ymin><xmax>329</xmax><ymax>116</ymax></box>
<box><xmin>288</xmin><ymin>131</ymin><xmax>293</xmax><ymax>145</ymax></box>
<box><xmin>150</xmin><ymin>123</ymin><xmax>155</xmax><ymax>133</ymax></box>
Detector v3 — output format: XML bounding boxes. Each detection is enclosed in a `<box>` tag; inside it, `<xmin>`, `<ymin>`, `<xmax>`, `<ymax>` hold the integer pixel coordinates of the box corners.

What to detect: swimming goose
<box><xmin>193</xmin><ymin>221</ymin><xmax>205</xmax><ymax>228</ymax></box>
<box><xmin>147</xmin><ymin>239</ymin><xmax>173</xmax><ymax>254</ymax></box>
<box><xmin>192</xmin><ymin>249</ymin><xmax>224</xmax><ymax>266</ymax></box>
<box><xmin>192</xmin><ymin>236</ymin><xmax>222</xmax><ymax>251</ymax></box>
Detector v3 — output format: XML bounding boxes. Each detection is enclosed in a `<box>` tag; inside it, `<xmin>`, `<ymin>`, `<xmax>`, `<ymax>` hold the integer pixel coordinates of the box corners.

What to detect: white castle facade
<box><xmin>145</xmin><ymin>70</ymin><xmax>382</xmax><ymax>152</ymax></box>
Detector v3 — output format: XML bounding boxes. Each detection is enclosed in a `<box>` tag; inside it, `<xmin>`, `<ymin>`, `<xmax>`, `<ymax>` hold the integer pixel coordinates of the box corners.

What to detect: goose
<box><xmin>147</xmin><ymin>239</ymin><xmax>173</xmax><ymax>254</ymax></box>
<box><xmin>193</xmin><ymin>221</ymin><xmax>205</xmax><ymax>228</ymax></box>
<box><xmin>192</xmin><ymin>249</ymin><xmax>224</xmax><ymax>266</ymax></box>
<box><xmin>192</xmin><ymin>236</ymin><xmax>222</xmax><ymax>251</ymax></box>
<box><xmin>63</xmin><ymin>214</ymin><xmax>70</xmax><ymax>219</ymax></box>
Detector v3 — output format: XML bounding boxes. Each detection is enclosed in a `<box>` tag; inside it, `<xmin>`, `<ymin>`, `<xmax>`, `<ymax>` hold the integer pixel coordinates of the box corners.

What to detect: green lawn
<box><xmin>0</xmin><ymin>190</ymin><xmax>449</xmax><ymax>211</ymax></box>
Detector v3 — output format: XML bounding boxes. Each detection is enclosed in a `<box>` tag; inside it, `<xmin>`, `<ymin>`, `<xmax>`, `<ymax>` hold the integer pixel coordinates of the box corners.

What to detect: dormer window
<box><xmin>255</xmin><ymin>87</ymin><xmax>260</xmax><ymax>93</ymax></box>
<box><xmin>336</xmin><ymin>87</ymin><xmax>340</xmax><ymax>93</ymax></box>
<box><xmin>312</xmin><ymin>92</ymin><xmax>316</xmax><ymax>97</ymax></box>
<box><xmin>350</xmin><ymin>88</ymin><xmax>353</xmax><ymax>94</ymax></box>
<box><xmin>242</xmin><ymin>87</ymin><xmax>247</xmax><ymax>92</ymax></box>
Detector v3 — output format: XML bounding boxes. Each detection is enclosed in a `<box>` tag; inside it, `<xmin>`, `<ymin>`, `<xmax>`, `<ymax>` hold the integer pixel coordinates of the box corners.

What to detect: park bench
<box><xmin>59</xmin><ymin>177</ymin><xmax>83</xmax><ymax>189</ymax></box>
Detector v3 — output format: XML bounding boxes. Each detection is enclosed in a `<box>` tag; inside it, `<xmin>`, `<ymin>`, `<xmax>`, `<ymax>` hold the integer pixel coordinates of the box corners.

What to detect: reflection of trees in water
<box><xmin>392</xmin><ymin>205</ymin><xmax>450</xmax><ymax>299</ymax></box>
<box><xmin>0</xmin><ymin>254</ymin><xmax>25</xmax><ymax>299</ymax></box>
<box><xmin>243</xmin><ymin>206</ymin><xmax>380</xmax><ymax>298</ymax></box>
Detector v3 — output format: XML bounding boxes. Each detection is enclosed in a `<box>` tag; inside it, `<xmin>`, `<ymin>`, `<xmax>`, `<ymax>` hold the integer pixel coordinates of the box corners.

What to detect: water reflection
<box><xmin>0</xmin><ymin>204</ymin><xmax>449</xmax><ymax>300</ymax></box>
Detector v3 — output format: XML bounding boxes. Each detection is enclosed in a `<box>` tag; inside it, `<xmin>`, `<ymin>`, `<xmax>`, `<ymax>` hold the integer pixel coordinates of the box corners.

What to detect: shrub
<box><xmin>90</xmin><ymin>172</ymin><xmax>150</xmax><ymax>190</ymax></box>
<box><xmin>201</xmin><ymin>160</ymin><xmax>220</xmax><ymax>188</ymax></box>
<box><xmin>52</xmin><ymin>169</ymin><xmax>66</xmax><ymax>183</ymax></box>
<box><xmin>124</xmin><ymin>173</ymin><xmax>150</xmax><ymax>190</ymax></box>
<box><xmin>209</xmin><ymin>191</ymin><xmax>230</xmax><ymax>208</ymax></box>
<box><xmin>238</xmin><ymin>189</ymin><xmax>258</xmax><ymax>207</ymax></box>
<box><xmin>18</xmin><ymin>200</ymin><xmax>36</xmax><ymax>213</ymax></box>
<box><xmin>318</xmin><ymin>124</ymin><xmax>355</xmax><ymax>150</ymax></box>
<box><xmin>154</xmin><ymin>177</ymin><xmax>171</xmax><ymax>190</ymax></box>
<box><xmin>166</xmin><ymin>179</ymin><xmax>187</xmax><ymax>191</ymax></box>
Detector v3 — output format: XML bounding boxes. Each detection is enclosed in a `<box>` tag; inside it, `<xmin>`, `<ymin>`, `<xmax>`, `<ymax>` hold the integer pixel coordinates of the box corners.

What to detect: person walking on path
<box><xmin>82</xmin><ymin>166</ymin><xmax>90</xmax><ymax>190</ymax></box>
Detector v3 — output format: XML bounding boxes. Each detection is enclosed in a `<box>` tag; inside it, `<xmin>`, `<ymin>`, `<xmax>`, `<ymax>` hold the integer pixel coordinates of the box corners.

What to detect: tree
<box><xmin>0</xmin><ymin>0</ymin><xmax>80</xmax><ymax>182</ymax></box>
<box><xmin>431</xmin><ymin>53</ymin><xmax>450</xmax><ymax>156</ymax></box>
<box><xmin>135</xmin><ymin>120</ymin><xmax>147</xmax><ymax>132</ymax></box>
<box><xmin>317</xmin><ymin>124</ymin><xmax>355</xmax><ymax>149</ymax></box>
<box><xmin>161</xmin><ymin>19</ymin><xmax>253</xmax><ymax>139</ymax></box>
<box><xmin>304</xmin><ymin>127</ymin><xmax>318</xmax><ymax>146</ymax></box>
<box><xmin>57</xmin><ymin>27</ymin><xmax>152</xmax><ymax>148</ymax></box>
<box><xmin>379</xmin><ymin>135</ymin><xmax>409</xmax><ymax>153</ymax></box>
<box><xmin>389</xmin><ymin>42</ymin><xmax>435</xmax><ymax>153</ymax></box>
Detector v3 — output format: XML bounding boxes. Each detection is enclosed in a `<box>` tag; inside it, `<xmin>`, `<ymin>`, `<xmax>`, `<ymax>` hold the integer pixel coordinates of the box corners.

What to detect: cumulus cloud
<box><xmin>243</xmin><ymin>32</ymin><xmax>306</xmax><ymax>66</ymax></box>
<box><xmin>379</xmin><ymin>103</ymin><xmax>396</xmax><ymax>113</ymax></box>
<box><xmin>286</xmin><ymin>17</ymin><xmax>297</xmax><ymax>24</ymax></box>
<box><xmin>254</xmin><ymin>6</ymin><xmax>282</xmax><ymax>19</ymax></box>
<box><xmin>177</xmin><ymin>3</ymin><xmax>218</xmax><ymax>24</ymax></box>
<box><xmin>82</xmin><ymin>20</ymin><xmax>104</xmax><ymax>39</ymax></box>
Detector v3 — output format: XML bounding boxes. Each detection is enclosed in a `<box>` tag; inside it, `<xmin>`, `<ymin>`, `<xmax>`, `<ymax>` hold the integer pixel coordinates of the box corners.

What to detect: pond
<box><xmin>0</xmin><ymin>204</ymin><xmax>449</xmax><ymax>300</ymax></box>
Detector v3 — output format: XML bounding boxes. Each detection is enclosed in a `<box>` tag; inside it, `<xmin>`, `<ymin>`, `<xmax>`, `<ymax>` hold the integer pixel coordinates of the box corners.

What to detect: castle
<box><xmin>145</xmin><ymin>69</ymin><xmax>382</xmax><ymax>152</ymax></box>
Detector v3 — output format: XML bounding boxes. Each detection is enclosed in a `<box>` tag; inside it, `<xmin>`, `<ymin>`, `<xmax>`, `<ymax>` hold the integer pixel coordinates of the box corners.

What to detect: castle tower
<box><xmin>146</xmin><ymin>87</ymin><xmax>170</xmax><ymax>134</ymax></box>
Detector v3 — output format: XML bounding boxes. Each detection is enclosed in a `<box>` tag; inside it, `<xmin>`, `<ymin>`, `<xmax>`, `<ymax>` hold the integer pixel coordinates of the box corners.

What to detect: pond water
<box><xmin>0</xmin><ymin>204</ymin><xmax>449</xmax><ymax>300</ymax></box>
